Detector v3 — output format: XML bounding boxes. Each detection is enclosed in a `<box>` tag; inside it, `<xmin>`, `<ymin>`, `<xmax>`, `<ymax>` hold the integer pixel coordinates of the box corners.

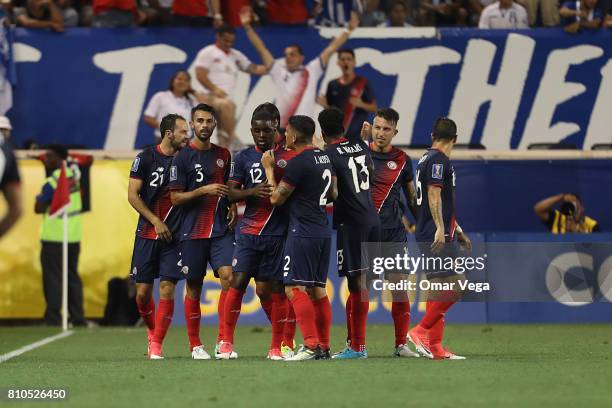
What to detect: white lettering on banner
<box><xmin>94</xmin><ymin>45</ymin><xmax>187</xmax><ymax>150</ymax></box>
<box><xmin>450</xmin><ymin>34</ymin><xmax>534</xmax><ymax>149</ymax></box>
<box><xmin>13</xmin><ymin>43</ymin><xmax>42</xmax><ymax>63</ymax></box>
<box><xmin>584</xmin><ymin>59</ymin><xmax>612</xmax><ymax>150</ymax></box>
<box><xmin>520</xmin><ymin>45</ymin><xmax>604</xmax><ymax>149</ymax></box>
<box><xmin>1</xmin><ymin>43</ymin><xmax>41</xmax><ymax>115</ymax></box>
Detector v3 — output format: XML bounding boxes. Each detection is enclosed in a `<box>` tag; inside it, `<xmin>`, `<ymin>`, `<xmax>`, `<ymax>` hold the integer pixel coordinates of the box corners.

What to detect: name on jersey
<box><xmin>314</xmin><ymin>154</ymin><xmax>331</xmax><ymax>164</ymax></box>
<box><xmin>336</xmin><ymin>144</ymin><xmax>363</xmax><ymax>155</ymax></box>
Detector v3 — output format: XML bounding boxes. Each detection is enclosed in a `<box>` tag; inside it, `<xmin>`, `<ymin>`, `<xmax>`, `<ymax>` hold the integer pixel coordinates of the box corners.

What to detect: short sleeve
<box><xmin>362</xmin><ymin>80</ymin><xmax>375</xmax><ymax>103</ymax></box>
<box><xmin>281</xmin><ymin>157</ymin><xmax>303</xmax><ymax>188</ymax></box>
<box><xmin>0</xmin><ymin>147</ymin><xmax>21</xmax><ymax>188</ymax></box>
<box><xmin>194</xmin><ymin>47</ymin><xmax>212</xmax><ymax>70</ymax></box>
<box><xmin>269</xmin><ymin>60</ymin><xmax>284</xmax><ymax>84</ymax></box>
<box><xmin>229</xmin><ymin>151</ymin><xmax>246</xmax><ymax>185</ymax></box>
<box><xmin>424</xmin><ymin>155</ymin><xmax>448</xmax><ymax>188</ymax></box>
<box><xmin>144</xmin><ymin>92</ymin><xmax>162</xmax><ymax>118</ymax></box>
<box><xmin>478</xmin><ymin>9</ymin><xmax>491</xmax><ymax>29</ymax></box>
<box><xmin>401</xmin><ymin>153</ymin><xmax>414</xmax><ymax>183</ymax></box>
<box><xmin>37</xmin><ymin>181</ymin><xmax>54</xmax><ymax>204</ymax></box>
<box><xmin>129</xmin><ymin>151</ymin><xmax>148</xmax><ymax>180</ymax></box>
<box><xmin>306</xmin><ymin>58</ymin><xmax>324</xmax><ymax>81</ymax></box>
<box><xmin>169</xmin><ymin>153</ymin><xmax>187</xmax><ymax>191</ymax></box>
<box><xmin>234</xmin><ymin>49</ymin><xmax>252</xmax><ymax>72</ymax></box>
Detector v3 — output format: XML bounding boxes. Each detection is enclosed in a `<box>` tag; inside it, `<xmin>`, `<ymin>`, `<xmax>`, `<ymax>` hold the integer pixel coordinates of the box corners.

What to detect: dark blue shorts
<box><xmin>232</xmin><ymin>234</ymin><xmax>285</xmax><ymax>281</ymax></box>
<box><xmin>379</xmin><ymin>227</ymin><xmax>409</xmax><ymax>276</ymax></box>
<box><xmin>380</xmin><ymin>227</ymin><xmax>407</xmax><ymax>243</ymax></box>
<box><xmin>337</xmin><ymin>223</ymin><xmax>381</xmax><ymax>277</ymax></box>
<box><xmin>130</xmin><ymin>237</ymin><xmax>181</xmax><ymax>283</ymax></box>
<box><xmin>417</xmin><ymin>241</ymin><xmax>461</xmax><ymax>280</ymax></box>
<box><xmin>282</xmin><ymin>235</ymin><xmax>331</xmax><ymax>288</ymax></box>
<box><xmin>180</xmin><ymin>233</ymin><xmax>235</xmax><ymax>281</ymax></box>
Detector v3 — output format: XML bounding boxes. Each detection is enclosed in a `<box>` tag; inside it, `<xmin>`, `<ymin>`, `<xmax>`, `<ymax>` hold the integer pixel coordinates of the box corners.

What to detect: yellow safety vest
<box><xmin>551</xmin><ymin>210</ymin><xmax>598</xmax><ymax>234</ymax></box>
<box><xmin>40</xmin><ymin>168</ymin><xmax>83</xmax><ymax>243</ymax></box>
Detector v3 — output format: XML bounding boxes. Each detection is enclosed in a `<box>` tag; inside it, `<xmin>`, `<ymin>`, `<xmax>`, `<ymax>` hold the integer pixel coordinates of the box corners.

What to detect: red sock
<box><xmin>345</xmin><ymin>294</ymin><xmax>353</xmax><ymax>343</ymax></box>
<box><xmin>136</xmin><ymin>297</ymin><xmax>155</xmax><ymax>332</ymax></box>
<box><xmin>391</xmin><ymin>301</ymin><xmax>411</xmax><ymax>347</ymax></box>
<box><xmin>261</xmin><ymin>298</ymin><xmax>273</xmax><ymax>323</ymax></box>
<box><xmin>350</xmin><ymin>290</ymin><xmax>369</xmax><ymax>352</ymax></box>
<box><xmin>290</xmin><ymin>289</ymin><xmax>319</xmax><ymax>350</ymax></box>
<box><xmin>223</xmin><ymin>288</ymin><xmax>245</xmax><ymax>344</ymax></box>
<box><xmin>184</xmin><ymin>296</ymin><xmax>202</xmax><ymax>350</ymax></box>
<box><xmin>216</xmin><ymin>290</ymin><xmax>227</xmax><ymax>344</ymax></box>
<box><xmin>283</xmin><ymin>299</ymin><xmax>296</xmax><ymax>347</ymax></box>
<box><xmin>313</xmin><ymin>296</ymin><xmax>332</xmax><ymax>350</ymax></box>
<box><xmin>428</xmin><ymin>298</ymin><xmax>445</xmax><ymax>346</ymax></box>
<box><xmin>270</xmin><ymin>293</ymin><xmax>287</xmax><ymax>350</ymax></box>
<box><xmin>152</xmin><ymin>298</ymin><xmax>174</xmax><ymax>344</ymax></box>
<box><xmin>419</xmin><ymin>297</ymin><xmax>455</xmax><ymax>330</ymax></box>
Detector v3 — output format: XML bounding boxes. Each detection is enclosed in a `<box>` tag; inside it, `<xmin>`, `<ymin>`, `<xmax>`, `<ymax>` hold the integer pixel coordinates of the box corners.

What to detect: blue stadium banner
<box><xmin>6</xmin><ymin>27</ymin><xmax>612</xmax><ymax>149</ymax></box>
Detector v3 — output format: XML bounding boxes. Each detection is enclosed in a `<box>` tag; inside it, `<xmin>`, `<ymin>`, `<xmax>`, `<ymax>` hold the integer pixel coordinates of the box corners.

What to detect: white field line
<box><xmin>0</xmin><ymin>330</ymin><xmax>74</xmax><ymax>363</ymax></box>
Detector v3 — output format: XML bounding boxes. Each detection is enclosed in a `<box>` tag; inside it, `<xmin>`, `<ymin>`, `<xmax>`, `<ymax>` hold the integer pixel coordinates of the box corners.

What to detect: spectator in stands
<box><xmin>92</xmin><ymin>0</ymin><xmax>137</xmax><ymax>27</ymax></box>
<box><xmin>312</xmin><ymin>0</ymin><xmax>355</xmax><ymax>26</ymax></box>
<box><xmin>143</xmin><ymin>70</ymin><xmax>205</xmax><ymax>143</ymax></box>
<box><xmin>466</xmin><ymin>0</ymin><xmax>496</xmax><ymax>26</ymax></box>
<box><xmin>517</xmin><ymin>0</ymin><xmax>559</xmax><ymax>26</ymax></box>
<box><xmin>170</xmin><ymin>0</ymin><xmax>222</xmax><ymax>27</ymax></box>
<box><xmin>604</xmin><ymin>0</ymin><xmax>612</xmax><ymax>27</ymax></box>
<box><xmin>478</xmin><ymin>0</ymin><xmax>528</xmax><ymax>28</ymax></box>
<box><xmin>534</xmin><ymin>193</ymin><xmax>599</xmax><ymax>233</ymax></box>
<box><xmin>419</xmin><ymin>0</ymin><xmax>468</xmax><ymax>26</ymax></box>
<box><xmin>379</xmin><ymin>0</ymin><xmax>414</xmax><ymax>26</ymax></box>
<box><xmin>356</xmin><ymin>0</ymin><xmax>387</xmax><ymax>26</ymax></box>
<box><xmin>560</xmin><ymin>0</ymin><xmax>603</xmax><ymax>33</ymax></box>
<box><xmin>14</xmin><ymin>0</ymin><xmax>78</xmax><ymax>32</ymax></box>
<box><xmin>222</xmin><ymin>0</ymin><xmax>251</xmax><ymax>27</ymax></box>
<box><xmin>264</xmin><ymin>0</ymin><xmax>311</xmax><ymax>25</ymax></box>
<box><xmin>193</xmin><ymin>24</ymin><xmax>269</xmax><ymax>149</ymax></box>
<box><xmin>317</xmin><ymin>49</ymin><xmax>377</xmax><ymax>141</ymax></box>
<box><xmin>34</xmin><ymin>144</ymin><xmax>87</xmax><ymax>326</ymax></box>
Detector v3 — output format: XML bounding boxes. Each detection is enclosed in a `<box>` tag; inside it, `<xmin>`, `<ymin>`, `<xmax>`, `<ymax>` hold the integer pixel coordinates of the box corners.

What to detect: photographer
<box><xmin>534</xmin><ymin>193</ymin><xmax>599</xmax><ymax>234</ymax></box>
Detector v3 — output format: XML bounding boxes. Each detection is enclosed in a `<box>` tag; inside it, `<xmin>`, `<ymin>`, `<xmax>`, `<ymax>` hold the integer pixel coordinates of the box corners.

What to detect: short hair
<box><xmin>337</xmin><ymin>48</ymin><xmax>355</xmax><ymax>58</ymax></box>
<box><xmin>46</xmin><ymin>144</ymin><xmax>68</xmax><ymax>160</ymax></box>
<box><xmin>191</xmin><ymin>103</ymin><xmax>217</xmax><ymax>120</ymax></box>
<box><xmin>168</xmin><ymin>69</ymin><xmax>190</xmax><ymax>92</ymax></box>
<box><xmin>160</xmin><ymin>113</ymin><xmax>185</xmax><ymax>138</ymax></box>
<box><xmin>389</xmin><ymin>0</ymin><xmax>408</xmax><ymax>12</ymax></box>
<box><xmin>251</xmin><ymin>109</ymin><xmax>276</xmax><ymax>124</ymax></box>
<box><xmin>286</xmin><ymin>44</ymin><xmax>304</xmax><ymax>56</ymax></box>
<box><xmin>288</xmin><ymin>115</ymin><xmax>315</xmax><ymax>143</ymax></box>
<box><xmin>318</xmin><ymin>107</ymin><xmax>344</xmax><ymax>138</ymax></box>
<box><xmin>216</xmin><ymin>24</ymin><xmax>236</xmax><ymax>36</ymax></box>
<box><xmin>253</xmin><ymin>102</ymin><xmax>280</xmax><ymax>125</ymax></box>
<box><xmin>432</xmin><ymin>117</ymin><xmax>457</xmax><ymax>141</ymax></box>
<box><xmin>376</xmin><ymin>108</ymin><xmax>400</xmax><ymax>126</ymax></box>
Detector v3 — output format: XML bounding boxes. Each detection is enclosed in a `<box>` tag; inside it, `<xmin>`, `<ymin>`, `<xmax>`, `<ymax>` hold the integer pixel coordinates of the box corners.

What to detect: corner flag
<box><xmin>49</xmin><ymin>161</ymin><xmax>71</xmax><ymax>218</ymax></box>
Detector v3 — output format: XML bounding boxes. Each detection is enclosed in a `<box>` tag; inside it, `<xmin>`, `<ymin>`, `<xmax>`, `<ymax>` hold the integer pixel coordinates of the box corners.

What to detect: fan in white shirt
<box><xmin>194</xmin><ymin>25</ymin><xmax>269</xmax><ymax>149</ymax></box>
<box><xmin>479</xmin><ymin>0</ymin><xmax>529</xmax><ymax>28</ymax></box>
<box><xmin>240</xmin><ymin>8</ymin><xmax>359</xmax><ymax>128</ymax></box>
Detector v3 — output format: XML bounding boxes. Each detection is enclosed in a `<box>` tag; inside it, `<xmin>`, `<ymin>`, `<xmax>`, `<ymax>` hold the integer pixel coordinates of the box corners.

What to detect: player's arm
<box><xmin>319</xmin><ymin>11</ymin><xmax>359</xmax><ymax>68</ymax></box>
<box><xmin>241</xmin><ymin>7</ymin><xmax>275</xmax><ymax>71</ymax></box>
<box><xmin>170</xmin><ymin>184</ymin><xmax>228</xmax><ymax>206</ymax></box>
<box><xmin>327</xmin><ymin>176</ymin><xmax>338</xmax><ymax>202</ymax></box>
<box><xmin>455</xmin><ymin>222</ymin><xmax>472</xmax><ymax>251</ymax></box>
<box><xmin>228</xmin><ymin>181</ymin><xmax>273</xmax><ymax>203</ymax></box>
<box><xmin>195</xmin><ymin>67</ymin><xmax>227</xmax><ymax>98</ymax></box>
<box><xmin>404</xmin><ymin>180</ymin><xmax>417</xmax><ymax>219</ymax></box>
<box><xmin>261</xmin><ymin>150</ymin><xmax>294</xmax><ymax>206</ymax></box>
<box><xmin>533</xmin><ymin>193</ymin><xmax>567</xmax><ymax>222</ymax></box>
<box><xmin>127</xmin><ymin>178</ymin><xmax>172</xmax><ymax>242</ymax></box>
<box><xmin>428</xmin><ymin>185</ymin><xmax>445</xmax><ymax>253</ymax></box>
<box><xmin>0</xmin><ymin>182</ymin><xmax>23</xmax><ymax>238</ymax></box>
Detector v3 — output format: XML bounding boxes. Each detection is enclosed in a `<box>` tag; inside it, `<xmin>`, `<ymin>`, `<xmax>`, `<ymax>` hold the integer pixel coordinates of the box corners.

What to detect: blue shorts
<box><xmin>337</xmin><ymin>223</ymin><xmax>380</xmax><ymax>277</ymax></box>
<box><xmin>180</xmin><ymin>233</ymin><xmax>235</xmax><ymax>281</ymax></box>
<box><xmin>232</xmin><ymin>234</ymin><xmax>284</xmax><ymax>282</ymax></box>
<box><xmin>417</xmin><ymin>241</ymin><xmax>461</xmax><ymax>280</ymax></box>
<box><xmin>283</xmin><ymin>235</ymin><xmax>330</xmax><ymax>288</ymax></box>
<box><xmin>380</xmin><ymin>227</ymin><xmax>407</xmax><ymax>243</ymax></box>
<box><xmin>380</xmin><ymin>227</ymin><xmax>409</xmax><ymax>276</ymax></box>
<box><xmin>130</xmin><ymin>237</ymin><xmax>181</xmax><ymax>283</ymax></box>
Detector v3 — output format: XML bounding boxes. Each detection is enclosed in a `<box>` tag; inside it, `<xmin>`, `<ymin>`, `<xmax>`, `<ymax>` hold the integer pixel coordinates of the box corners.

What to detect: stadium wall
<box><xmin>1</xmin><ymin>154</ymin><xmax>610</xmax><ymax>323</ymax></box>
<box><xmin>6</xmin><ymin>27</ymin><xmax>612</xmax><ymax>150</ymax></box>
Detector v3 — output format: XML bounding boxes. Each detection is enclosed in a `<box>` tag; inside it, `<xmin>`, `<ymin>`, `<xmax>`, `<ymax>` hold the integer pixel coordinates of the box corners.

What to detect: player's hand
<box><xmin>360</xmin><ymin>121</ymin><xmax>372</xmax><ymax>140</ymax></box>
<box><xmin>457</xmin><ymin>231</ymin><xmax>472</xmax><ymax>252</ymax></box>
<box><xmin>199</xmin><ymin>183</ymin><xmax>229</xmax><ymax>197</ymax></box>
<box><xmin>348</xmin><ymin>11</ymin><xmax>359</xmax><ymax>31</ymax></box>
<box><xmin>349</xmin><ymin>96</ymin><xmax>363</xmax><ymax>108</ymax></box>
<box><xmin>252</xmin><ymin>183</ymin><xmax>273</xmax><ymax>198</ymax></box>
<box><xmin>153</xmin><ymin>220</ymin><xmax>172</xmax><ymax>242</ymax></box>
<box><xmin>227</xmin><ymin>203</ymin><xmax>238</xmax><ymax>229</ymax></box>
<box><xmin>239</xmin><ymin>6</ymin><xmax>252</xmax><ymax>27</ymax></box>
<box><xmin>431</xmin><ymin>228</ymin><xmax>445</xmax><ymax>254</ymax></box>
<box><xmin>213</xmin><ymin>88</ymin><xmax>228</xmax><ymax>98</ymax></box>
<box><xmin>261</xmin><ymin>150</ymin><xmax>275</xmax><ymax>169</ymax></box>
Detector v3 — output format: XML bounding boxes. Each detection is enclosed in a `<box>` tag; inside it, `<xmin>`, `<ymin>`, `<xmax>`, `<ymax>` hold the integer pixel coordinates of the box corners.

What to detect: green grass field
<box><xmin>1</xmin><ymin>324</ymin><xmax>611</xmax><ymax>407</ymax></box>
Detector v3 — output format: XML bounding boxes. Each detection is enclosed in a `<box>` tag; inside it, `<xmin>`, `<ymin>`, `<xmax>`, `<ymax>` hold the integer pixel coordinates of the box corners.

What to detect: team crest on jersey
<box><xmin>170</xmin><ymin>165</ymin><xmax>177</xmax><ymax>181</ymax></box>
<box><xmin>432</xmin><ymin>164</ymin><xmax>444</xmax><ymax>180</ymax></box>
<box><xmin>387</xmin><ymin>161</ymin><xmax>397</xmax><ymax>170</ymax></box>
<box><xmin>131</xmin><ymin>157</ymin><xmax>140</xmax><ymax>172</ymax></box>
<box><xmin>277</xmin><ymin>159</ymin><xmax>287</xmax><ymax>168</ymax></box>
<box><xmin>216</xmin><ymin>159</ymin><xmax>225</xmax><ymax>168</ymax></box>
<box><xmin>181</xmin><ymin>266</ymin><xmax>189</xmax><ymax>275</ymax></box>
<box><xmin>232</xmin><ymin>258</ymin><xmax>238</xmax><ymax>267</ymax></box>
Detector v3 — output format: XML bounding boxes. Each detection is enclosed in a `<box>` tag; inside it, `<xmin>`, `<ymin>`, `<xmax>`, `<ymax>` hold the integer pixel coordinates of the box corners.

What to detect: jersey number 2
<box><xmin>320</xmin><ymin>169</ymin><xmax>332</xmax><ymax>205</ymax></box>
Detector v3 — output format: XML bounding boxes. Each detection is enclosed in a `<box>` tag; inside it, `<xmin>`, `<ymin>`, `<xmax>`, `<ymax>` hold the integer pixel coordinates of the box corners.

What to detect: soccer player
<box><xmin>169</xmin><ymin>104</ymin><xmax>237</xmax><ymax>360</ymax></box>
<box><xmin>368</xmin><ymin>108</ymin><xmax>419</xmax><ymax>357</ymax></box>
<box><xmin>262</xmin><ymin>115</ymin><xmax>337</xmax><ymax>361</ymax></box>
<box><xmin>407</xmin><ymin>117</ymin><xmax>472</xmax><ymax>360</ymax></box>
<box><xmin>319</xmin><ymin>107</ymin><xmax>380</xmax><ymax>359</ymax></box>
<box><xmin>218</xmin><ymin>107</ymin><xmax>298</xmax><ymax>360</ymax></box>
<box><xmin>128</xmin><ymin>114</ymin><xmax>189</xmax><ymax>359</ymax></box>
<box><xmin>0</xmin><ymin>134</ymin><xmax>22</xmax><ymax>239</ymax></box>
<box><xmin>240</xmin><ymin>7</ymin><xmax>359</xmax><ymax>127</ymax></box>
<box><xmin>317</xmin><ymin>49</ymin><xmax>377</xmax><ymax>141</ymax></box>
